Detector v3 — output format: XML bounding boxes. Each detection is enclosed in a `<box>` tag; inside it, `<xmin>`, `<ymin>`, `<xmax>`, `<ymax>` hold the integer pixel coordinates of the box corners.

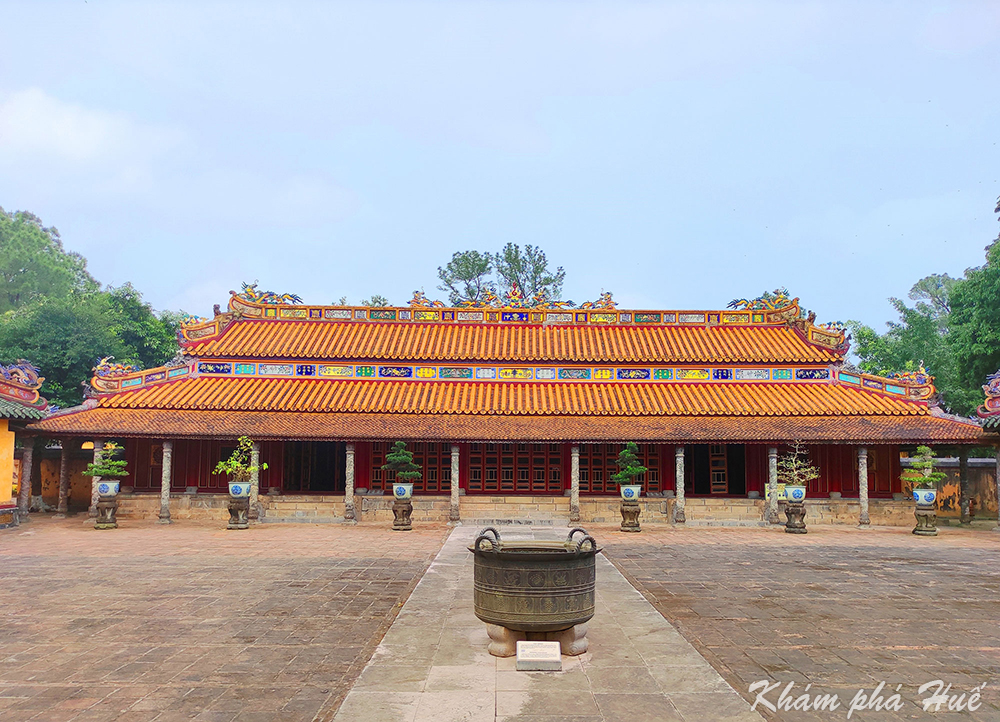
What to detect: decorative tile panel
<box><xmin>439</xmin><ymin>367</ymin><xmax>473</xmax><ymax>379</ymax></box>
<box><xmin>325</xmin><ymin>309</ymin><xmax>352</xmax><ymax>319</ymax></box>
<box><xmin>198</xmin><ymin>362</ymin><xmax>233</xmax><ymax>374</ymax></box>
<box><xmin>280</xmin><ymin>308</ymin><xmax>308</xmax><ymax>319</ymax></box>
<box><xmin>862</xmin><ymin>378</ymin><xmax>883</xmax><ymax>389</ymax></box>
<box><xmin>259</xmin><ymin>364</ymin><xmax>294</xmax><ymax>376</ymax></box>
<box><xmin>319</xmin><ymin>365</ymin><xmax>353</xmax><ymax>377</ymax></box>
<box><xmin>144</xmin><ymin>371</ymin><xmax>166</xmax><ymax>383</ymax></box>
<box><xmin>676</xmin><ymin>369</ymin><xmax>710</xmax><ymax>381</ymax></box>
<box><xmin>456</xmin><ymin>311</ymin><xmax>484</xmax><ymax>322</ymax></box>
<box><xmin>535</xmin><ymin>368</ymin><xmax>557</xmax><ymax>380</ymax></box>
<box><xmin>414</xmin><ymin>311</ymin><xmax>439</xmax><ymax>321</ymax></box>
<box><xmin>796</xmin><ymin>369</ymin><xmax>830</xmax><ymax>380</ymax></box>
<box><xmin>634</xmin><ymin>313</ymin><xmax>661</xmax><ymax>323</ymax></box>
<box><xmin>167</xmin><ymin>367</ymin><xmax>189</xmax><ymax>378</ymax></box>
<box><xmin>379</xmin><ymin>366</ymin><xmax>413</xmax><ymax>378</ymax></box>
<box><xmin>355</xmin><ymin>366</ymin><xmax>376</xmax><ymax>377</ymax></box>
<box><xmin>838</xmin><ymin>373</ymin><xmax>861</xmax><ymax>384</ymax></box>
<box><xmin>234</xmin><ymin>363</ymin><xmax>256</xmax><ymax>375</ymax></box>
<box><xmin>590</xmin><ymin>313</ymin><xmax>617</xmax><ymax>324</ymax></box>
<box><xmin>617</xmin><ymin>368</ymin><xmax>650</xmax><ymax>380</ymax></box>
<box><xmin>653</xmin><ymin>369</ymin><xmax>673</xmax><ymax>380</ymax></box>
<box><xmin>369</xmin><ymin>310</ymin><xmax>396</xmax><ymax>320</ymax></box>
<box><xmin>713</xmin><ymin>369</ymin><xmax>733</xmax><ymax>380</ymax></box>
<box><xmin>476</xmin><ymin>368</ymin><xmax>497</xmax><ymax>379</ymax></box>
<box><xmin>499</xmin><ymin>368</ymin><xmax>533</xmax><ymax>379</ymax></box>
<box><xmin>735</xmin><ymin>369</ymin><xmax>770</xmax><ymax>381</ymax></box>
<box><xmin>502</xmin><ymin>312</ymin><xmax>529</xmax><ymax>322</ymax></box>
<box><xmin>593</xmin><ymin>368</ymin><xmax>613</xmax><ymax>380</ymax></box>
<box><xmin>559</xmin><ymin>368</ymin><xmax>591</xmax><ymax>380</ymax></box>
<box><xmin>296</xmin><ymin>364</ymin><xmax>316</xmax><ymax>376</ymax></box>
<box><xmin>678</xmin><ymin>313</ymin><xmax>705</xmax><ymax>323</ymax></box>
<box><xmin>772</xmin><ymin>369</ymin><xmax>793</xmax><ymax>380</ymax></box>
<box><xmin>546</xmin><ymin>313</ymin><xmax>573</xmax><ymax>324</ymax></box>
<box><xmin>416</xmin><ymin>367</ymin><xmax>436</xmax><ymax>378</ymax></box>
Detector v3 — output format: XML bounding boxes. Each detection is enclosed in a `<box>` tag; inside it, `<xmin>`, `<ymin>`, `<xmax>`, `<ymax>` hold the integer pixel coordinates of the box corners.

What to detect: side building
<box><xmin>2</xmin><ymin>362</ymin><xmax>51</xmax><ymax>528</ymax></box>
<box><xmin>28</xmin><ymin>290</ymin><xmax>985</xmax><ymax>525</ymax></box>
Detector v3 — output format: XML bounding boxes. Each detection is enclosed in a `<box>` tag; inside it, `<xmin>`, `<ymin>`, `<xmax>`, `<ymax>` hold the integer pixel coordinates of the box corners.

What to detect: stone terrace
<box><xmin>0</xmin><ymin>518</ymin><xmax>448</xmax><ymax>722</ymax></box>
<box><xmin>600</xmin><ymin>524</ymin><xmax>1000</xmax><ymax>722</ymax></box>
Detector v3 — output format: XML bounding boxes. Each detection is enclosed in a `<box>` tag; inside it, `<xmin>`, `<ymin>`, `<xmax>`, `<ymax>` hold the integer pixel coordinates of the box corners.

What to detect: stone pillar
<box><xmin>344</xmin><ymin>442</ymin><xmax>356</xmax><ymax>523</ymax></box>
<box><xmin>958</xmin><ymin>449</ymin><xmax>971</xmax><ymax>525</ymax></box>
<box><xmin>569</xmin><ymin>445</ymin><xmax>581</xmax><ymax>523</ymax></box>
<box><xmin>158</xmin><ymin>440</ymin><xmax>173</xmax><ymax>524</ymax></box>
<box><xmin>673</xmin><ymin>446</ymin><xmax>686</xmax><ymax>523</ymax></box>
<box><xmin>249</xmin><ymin>441</ymin><xmax>261</xmax><ymax>520</ymax></box>
<box><xmin>16</xmin><ymin>440</ymin><xmax>34</xmax><ymax>522</ymax></box>
<box><xmin>449</xmin><ymin>444</ymin><xmax>461</xmax><ymax>525</ymax></box>
<box><xmin>994</xmin><ymin>448</ymin><xmax>1000</xmax><ymax>533</ymax></box>
<box><xmin>55</xmin><ymin>442</ymin><xmax>72</xmax><ymax>517</ymax></box>
<box><xmin>858</xmin><ymin>447</ymin><xmax>870</xmax><ymax>527</ymax></box>
<box><xmin>766</xmin><ymin>446</ymin><xmax>779</xmax><ymax>524</ymax></box>
<box><xmin>88</xmin><ymin>439</ymin><xmax>104</xmax><ymax>518</ymax></box>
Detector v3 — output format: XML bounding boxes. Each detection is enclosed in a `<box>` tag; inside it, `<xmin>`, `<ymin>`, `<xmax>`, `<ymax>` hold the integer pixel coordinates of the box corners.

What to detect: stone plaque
<box><xmin>515</xmin><ymin>641</ymin><xmax>562</xmax><ymax>671</ymax></box>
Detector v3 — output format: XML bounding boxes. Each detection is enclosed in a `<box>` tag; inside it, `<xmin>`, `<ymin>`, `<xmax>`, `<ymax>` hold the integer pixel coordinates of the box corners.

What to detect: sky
<box><xmin>1</xmin><ymin>1</ymin><xmax>998</xmax><ymax>331</ymax></box>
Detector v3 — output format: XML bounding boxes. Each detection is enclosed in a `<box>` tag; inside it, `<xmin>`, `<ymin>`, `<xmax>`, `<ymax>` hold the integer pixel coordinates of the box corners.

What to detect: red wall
<box><xmin>124</xmin><ymin>439</ymin><xmax>284</xmax><ymax>492</ymax></box>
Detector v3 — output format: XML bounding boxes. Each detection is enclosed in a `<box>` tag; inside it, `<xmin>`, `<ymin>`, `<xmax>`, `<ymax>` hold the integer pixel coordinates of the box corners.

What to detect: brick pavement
<box><xmin>599</xmin><ymin>524</ymin><xmax>1000</xmax><ymax>722</ymax></box>
<box><xmin>0</xmin><ymin>517</ymin><xmax>448</xmax><ymax>722</ymax></box>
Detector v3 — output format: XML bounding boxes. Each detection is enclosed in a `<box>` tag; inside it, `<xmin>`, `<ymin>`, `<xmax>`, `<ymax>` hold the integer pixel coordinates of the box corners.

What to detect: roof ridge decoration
<box><xmin>977</xmin><ymin>369</ymin><xmax>1000</xmax><ymax>423</ymax></box>
<box><xmin>174</xmin><ymin>288</ymin><xmax>849</xmax><ymax>356</ymax></box>
<box><xmin>0</xmin><ymin>360</ymin><xmax>50</xmax><ymax>416</ymax></box>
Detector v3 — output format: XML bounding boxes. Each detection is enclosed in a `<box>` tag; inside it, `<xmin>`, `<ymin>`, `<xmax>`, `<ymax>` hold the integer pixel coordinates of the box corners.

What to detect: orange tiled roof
<box><xmin>30</xmin><ymin>408</ymin><xmax>983</xmax><ymax>444</ymax></box>
<box><xmin>186</xmin><ymin>320</ymin><xmax>840</xmax><ymax>365</ymax></box>
<box><xmin>90</xmin><ymin>376</ymin><xmax>926</xmax><ymax>417</ymax></box>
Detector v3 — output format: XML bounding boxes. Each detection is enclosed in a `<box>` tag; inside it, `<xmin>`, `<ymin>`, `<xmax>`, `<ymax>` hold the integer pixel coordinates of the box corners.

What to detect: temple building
<box><xmin>1</xmin><ymin>362</ymin><xmax>51</xmax><ymax>528</ymax></box>
<box><xmin>27</xmin><ymin>288</ymin><xmax>987</xmax><ymax>526</ymax></box>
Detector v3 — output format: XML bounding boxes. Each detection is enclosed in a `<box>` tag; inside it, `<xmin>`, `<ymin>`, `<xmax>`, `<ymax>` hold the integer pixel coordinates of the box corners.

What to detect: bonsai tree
<box><xmin>213</xmin><ymin>435</ymin><xmax>267</xmax><ymax>482</ymax></box>
<box><xmin>611</xmin><ymin>442</ymin><xmax>648</xmax><ymax>487</ymax></box>
<box><xmin>777</xmin><ymin>441</ymin><xmax>820</xmax><ymax>488</ymax></box>
<box><xmin>381</xmin><ymin>441</ymin><xmax>422</xmax><ymax>485</ymax></box>
<box><xmin>901</xmin><ymin>445</ymin><xmax>947</xmax><ymax>490</ymax></box>
<box><xmin>82</xmin><ymin>441</ymin><xmax>130</xmax><ymax>480</ymax></box>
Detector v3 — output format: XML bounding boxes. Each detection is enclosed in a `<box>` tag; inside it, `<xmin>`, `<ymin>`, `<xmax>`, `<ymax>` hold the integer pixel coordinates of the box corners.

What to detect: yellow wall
<box><xmin>0</xmin><ymin>419</ymin><xmax>13</xmax><ymax>506</ymax></box>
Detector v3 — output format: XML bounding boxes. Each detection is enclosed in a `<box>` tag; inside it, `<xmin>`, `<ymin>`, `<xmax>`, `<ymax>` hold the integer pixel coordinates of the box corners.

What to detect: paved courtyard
<box><xmin>600</xmin><ymin>524</ymin><xmax>1000</xmax><ymax>721</ymax></box>
<box><xmin>1</xmin><ymin>518</ymin><xmax>997</xmax><ymax>721</ymax></box>
<box><xmin>0</xmin><ymin>517</ymin><xmax>448</xmax><ymax>722</ymax></box>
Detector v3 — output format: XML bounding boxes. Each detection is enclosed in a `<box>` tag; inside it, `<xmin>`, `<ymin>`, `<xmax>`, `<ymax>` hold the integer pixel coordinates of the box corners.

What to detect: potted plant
<box><xmin>213</xmin><ymin>436</ymin><xmax>267</xmax><ymax>530</ymax></box>
<box><xmin>776</xmin><ymin>441</ymin><xmax>818</xmax><ymax>533</ymax></box>
<box><xmin>213</xmin><ymin>435</ymin><xmax>267</xmax><ymax>498</ymax></box>
<box><xmin>381</xmin><ymin>441</ymin><xmax>422</xmax><ymax>531</ymax></box>
<box><xmin>901</xmin><ymin>445</ymin><xmax>946</xmax><ymax>536</ymax></box>
<box><xmin>82</xmin><ymin>441</ymin><xmax>129</xmax><ymax>529</ymax></box>
<box><xmin>612</xmin><ymin>442</ymin><xmax>647</xmax><ymax>532</ymax></box>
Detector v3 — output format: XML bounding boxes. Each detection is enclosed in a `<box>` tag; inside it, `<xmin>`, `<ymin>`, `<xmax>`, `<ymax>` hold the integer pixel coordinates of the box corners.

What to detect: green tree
<box><xmin>848</xmin><ymin>276</ymin><xmax>962</xmax><ymax>412</ymax></box>
<box><xmin>776</xmin><ymin>441</ymin><xmax>820</xmax><ymax>487</ymax></box>
<box><xmin>436</xmin><ymin>251</ymin><xmax>494</xmax><ymax>306</ymax></box>
<box><xmin>611</xmin><ymin>442</ymin><xmax>648</xmax><ymax>485</ymax></box>
<box><xmin>0</xmin><ymin>294</ymin><xmax>125</xmax><ymax>407</ymax></box>
<box><xmin>493</xmin><ymin>243</ymin><xmax>565</xmax><ymax>300</ymax></box>
<box><xmin>0</xmin><ymin>207</ymin><xmax>98</xmax><ymax>312</ymax></box>
<box><xmin>381</xmin><ymin>441</ymin><xmax>422</xmax><ymax>482</ymax></box>
<box><xmin>82</xmin><ymin>441</ymin><xmax>130</xmax><ymax>479</ymax></box>
<box><xmin>106</xmin><ymin>283</ymin><xmax>183</xmax><ymax>370</ymax></box>
<box><xmin>361</xmin><ymin>295</ymin><xmax>390</xmax><ymax>307</ymax></box>
<box><xmin>900</xmin><ymin>445</ymin><xmax>947</xmax><ymax>490</ymax></box>
<box><xmin>948</xmin><ymin>212</ymin><xmax>1000</xmax><ymax>413</ymax></box>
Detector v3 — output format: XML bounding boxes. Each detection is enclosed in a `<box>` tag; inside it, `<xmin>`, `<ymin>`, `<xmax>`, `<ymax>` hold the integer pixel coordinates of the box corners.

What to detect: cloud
<box><xmin>0</xmin><ymin>88</ymin><xmax>182</xmax><ymax>167</ymax></box>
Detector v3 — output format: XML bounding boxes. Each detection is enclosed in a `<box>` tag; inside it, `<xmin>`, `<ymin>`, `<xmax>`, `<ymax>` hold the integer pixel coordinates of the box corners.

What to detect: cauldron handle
<box><xmin>474</xmin><ymin>527</ymin><xmax>502</xmax><ymax>552</ymax></box>
<box><xmin>567</xmin><ymin>528</ymin><xmax>589</xmax><ymax>543</ymax></box>
<box><xmin>573</xmin><ymin>535</ymin><xmax>597</xmax><ymax>553</ymax></box>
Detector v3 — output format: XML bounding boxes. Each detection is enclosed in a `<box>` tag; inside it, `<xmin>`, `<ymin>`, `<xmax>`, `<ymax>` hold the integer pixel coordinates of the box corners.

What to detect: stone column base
<box><xmin>620</xmin><ymin>500</ymin><xmax>641</xmax><ymax>532</ymax></box>
<box><xmin>95</xmin><ymin>496</ymin><xmax>119</xmax><ymax>530</ymax></box>
<box><xmin>228</xmin><ymin>497</ymin><xmax>249</xmax><ymax>530</ymax></box>
<box><xmin>913</xmin><ymin>505</ymin><xmax>938</xmax><ymax>536</ymax></box>
<box><xmin>486</xmin><ymin>623</ymin><xmax>589</xmax><ymax>657</ymax></box>
<box><xmin>391</xmin><ymin>500</ymin><xmax>413</xmax><ymax>531</ymax></box>
<box><xmin>784</xmin><ymin>501</ymin><xmax>807</xmax><ymax>534</ymax></box>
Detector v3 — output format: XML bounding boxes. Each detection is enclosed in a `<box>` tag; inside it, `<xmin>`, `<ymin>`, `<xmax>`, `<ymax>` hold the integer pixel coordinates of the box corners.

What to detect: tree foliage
<box><xmin>361</xmin><ymin>294</ymin><xmax>390</xmax><ymax>307</ymax></box>
<box><xmin>948</xmin><ymin>237</ymin><xmax>1000</xmax><ymax>412</ymax></box>
<box><xmin>82</xmin><ymin>441</ymin><xmax>130</xmax><ymax>479</ymax></box>
<box><xmin>437</xmin><ymin>250</ymin><xmax>494</xmax><ymax>306</ymax></box>
<box><xmin>776</xmin><ymin>441</ymin><xmax>820</xmax><ymax>487</ymax></box>
<box><xmin>493</xmin><ymin>243</ymin><xmax>565</xmax><ymax>299</ymax></box>
<box><xmin>381</xmin><ymin>441</ymin><xmax>422</xmax><ymax>482</ymax></box>
<box><xmin>107</xmin><ymin>283</ymin><xmax>183</xmax><ymax>370</ymax></box>
<box><xmin>212</xmin><ymin>436</ymin><xmax>267</xmax><ymax>482</ymax></box>
<box><xmin>900</xmin><ymin>445</ymin><xmax>947</xmax><ymax>490</ymax></box>
<box><xmin>611</xmin><ymin>442</ymin><xmax>648</xmax><ymax>485</ymax></box>
<box><xmin>0</xmin><ymin>208</ymin><xmax>97</xmax><ymax>312</ymax></box>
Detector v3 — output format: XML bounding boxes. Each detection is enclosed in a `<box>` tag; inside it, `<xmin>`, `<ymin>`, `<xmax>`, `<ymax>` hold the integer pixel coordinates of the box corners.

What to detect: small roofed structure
<box><xmin>28</xmin><ymin>287</ymin><xmax>986</xmax><ymax>527</ymax></box>
<box><xmin>0</xmin><ymin>361</ymin><xmax>50</xmax><ymax>528</ymax></box>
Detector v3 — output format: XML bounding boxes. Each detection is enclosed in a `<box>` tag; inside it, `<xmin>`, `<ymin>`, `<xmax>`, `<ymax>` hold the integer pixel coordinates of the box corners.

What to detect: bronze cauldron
<box><xmin>468</xmin><ymin>527</ymin><xmax>600</xmax><ymax>633</ymax></box>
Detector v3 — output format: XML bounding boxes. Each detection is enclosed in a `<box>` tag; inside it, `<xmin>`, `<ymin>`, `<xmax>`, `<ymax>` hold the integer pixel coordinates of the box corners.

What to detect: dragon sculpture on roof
<box><xmin>727</xmin><ymin>288</ymin><xmax>792</xmax><ymax>311</ymax></box>
<box><xmin>0</xmin><ymin>360</ymin><xmax>44</xmax><ymax>389</ymax></box>
<box><xmin>94</xmin><ymin>357</ymin><xmax>140</xmax><ymax>379</ymax></box>
<box><xmin>235</xmin><ymin>282</ymin><xmax>303</xmax><ymax>305</ymax></box>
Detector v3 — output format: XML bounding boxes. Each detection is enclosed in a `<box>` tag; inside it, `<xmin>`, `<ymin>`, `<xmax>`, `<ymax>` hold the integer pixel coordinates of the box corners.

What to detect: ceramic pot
<box><xmin>619</xmin><ymin>485</ymin><xmax>642</xmax><ymax>501</ymax></box>
<box><xmin>912</xmin><ymin>488</ymin><xmax>937</xmax><ymax>506</ymax></box>
<box><xmin>96</xmin><ymin>480</ymin><xmax>120</xmax><ymax>497</ymax></box>
<box><xmin>393</xmin><ymin>483</ymin><xmax>414</xmax><ymax>500</ymax></box>
<box><xmin>228</xmin><ymin>481</ymin><xmax>251</xmax><ymax>498</ymax></box>
<box><xmin>785</xmin><ymin>485</ymin><xmax>806</xmax><ymax>502</ymax></box>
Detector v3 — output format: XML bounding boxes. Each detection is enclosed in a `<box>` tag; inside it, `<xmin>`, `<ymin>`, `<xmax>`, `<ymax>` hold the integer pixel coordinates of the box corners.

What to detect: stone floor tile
<box><xmin>592</xmin><ymin>693</ymin><xmax>684</xmax><ymax>721</ymax></box>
